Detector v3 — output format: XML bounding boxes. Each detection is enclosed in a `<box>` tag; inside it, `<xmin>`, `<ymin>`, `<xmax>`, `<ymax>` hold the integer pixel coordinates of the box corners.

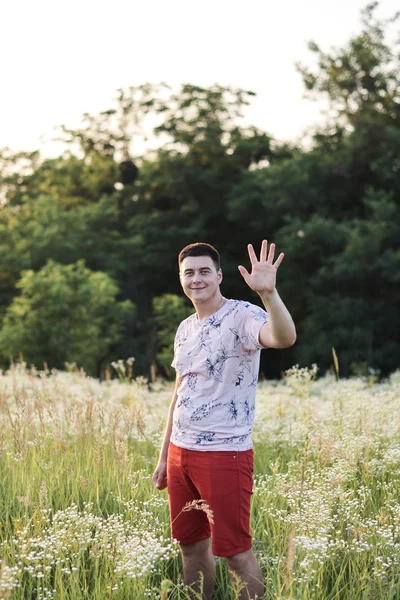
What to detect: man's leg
<box><xmin>225</xmin><ymin>548</ymin><xmax>264</xmax><ymax>599</ymax></box>
<box><xmin>180</xmin><ymin>538</ymin><xmax>216</xmax><ymax>600</ymax></box>
<box><xmin>167</xmin><ymin>445</ymin><xmax>214</xmax><ymax>596</ymax></box>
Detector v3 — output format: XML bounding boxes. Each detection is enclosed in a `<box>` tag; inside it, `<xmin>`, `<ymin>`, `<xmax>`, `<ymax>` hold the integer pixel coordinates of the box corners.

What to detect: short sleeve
<box><xmin>171</xmin><ymin>321</ymin><xmax>185</xmax><ymax>369</ymax></box>
<box><xmin>239</xmin><ymin>303</ymin><xmax>268</xmax><ymax>351</ymax></box>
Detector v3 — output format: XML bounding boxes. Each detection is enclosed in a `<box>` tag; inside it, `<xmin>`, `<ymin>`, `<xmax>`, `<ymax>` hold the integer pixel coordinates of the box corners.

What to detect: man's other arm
<box><xmin>152</xmin><ymin>374</ymin><xmax>180</xmax><ymax>490</ymax></box>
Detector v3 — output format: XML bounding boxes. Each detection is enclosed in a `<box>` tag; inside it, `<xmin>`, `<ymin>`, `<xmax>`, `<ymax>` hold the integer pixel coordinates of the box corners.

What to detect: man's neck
<box><xmin>195</xmin><ymin>294</ymin><xmax>226</xmax><ymax>321</ymax></box>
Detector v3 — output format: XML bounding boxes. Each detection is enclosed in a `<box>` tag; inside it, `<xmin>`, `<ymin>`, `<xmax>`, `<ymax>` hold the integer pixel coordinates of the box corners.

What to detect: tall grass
<box><xmin>1</xmin><ymin>362</ymin><xmax>400</xmax><ymax>599</ymax></box>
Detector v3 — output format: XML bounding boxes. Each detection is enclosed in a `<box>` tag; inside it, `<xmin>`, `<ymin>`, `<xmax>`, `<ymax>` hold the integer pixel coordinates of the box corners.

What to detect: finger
<box><xmin>274</xmin><ymin>252</ymin><xmax>284</xmax><ymax>268</ymax></box>
<box><xmin>260</xmin><ymin>239</ymin><xmax>267</xmax><ymax>262</ymax></box>
<box><xmin>247</xmin><ymin>244</ymin><xmax>258</xmax><ymax>265</ymax></box>
<box><xmin>238</xmin><ymin>265</ymin><xmax>251</xmax><ymax>283</ymax></box>
<box><xmin>268</xmin><ymin>243</ymin><xmax>275</xmax><ymax>264</ymax></box>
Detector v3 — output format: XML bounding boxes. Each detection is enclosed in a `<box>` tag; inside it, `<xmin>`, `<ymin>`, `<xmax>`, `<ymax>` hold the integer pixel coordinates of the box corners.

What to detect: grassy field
<box><xmin>1</xmin><ymin>362</ymin><xmax>400</xmax><ymax>599</ymax></box>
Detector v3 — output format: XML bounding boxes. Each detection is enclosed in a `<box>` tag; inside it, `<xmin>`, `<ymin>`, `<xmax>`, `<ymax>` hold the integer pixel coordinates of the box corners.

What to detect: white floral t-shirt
<box><xmin>171</xmin><ymin>299</ymin><xmax>268</xmax><ymax>451</ymax></box>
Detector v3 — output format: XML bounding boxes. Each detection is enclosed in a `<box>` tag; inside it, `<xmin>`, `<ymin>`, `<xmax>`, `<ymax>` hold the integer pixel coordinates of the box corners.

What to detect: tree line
<box><xmin>0</xmin><ymin>3</ymin><xmax>399</xmax><ymax>379</ymax></box>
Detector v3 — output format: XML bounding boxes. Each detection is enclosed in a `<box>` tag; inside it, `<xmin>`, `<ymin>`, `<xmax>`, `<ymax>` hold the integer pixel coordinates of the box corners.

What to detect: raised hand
<box><xmin>238</xmin><ymin>240</ymin><xmax>284</xmax><ymax>296</ymax></box>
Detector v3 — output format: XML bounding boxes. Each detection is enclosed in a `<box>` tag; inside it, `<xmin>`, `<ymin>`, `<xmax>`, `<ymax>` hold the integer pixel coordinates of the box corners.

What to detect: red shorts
<box><xmin>167</xmin><ymin>442</ymin><xmax>254</xmax><ymax>557</ymax></box>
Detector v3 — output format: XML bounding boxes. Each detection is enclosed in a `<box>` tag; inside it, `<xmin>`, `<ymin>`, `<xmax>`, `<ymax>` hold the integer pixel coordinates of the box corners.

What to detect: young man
<box><xmin>153</xmin><ymin>241</ymin><xmax>296</xmax><ymax>600</ymax></box>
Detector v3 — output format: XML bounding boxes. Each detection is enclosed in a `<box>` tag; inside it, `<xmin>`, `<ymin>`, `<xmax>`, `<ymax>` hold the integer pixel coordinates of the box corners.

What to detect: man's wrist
<box><xmin>257</xmin><ymin>289</ymin><xmax>278</xmax><ymax>304</ymax></box>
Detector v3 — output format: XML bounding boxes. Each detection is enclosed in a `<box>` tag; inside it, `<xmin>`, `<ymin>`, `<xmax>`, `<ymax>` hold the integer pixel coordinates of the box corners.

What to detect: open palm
<box><xmin>238</xmin><ymin>240</ymin><xmax>284</xmax><ymax>295</ymax></box>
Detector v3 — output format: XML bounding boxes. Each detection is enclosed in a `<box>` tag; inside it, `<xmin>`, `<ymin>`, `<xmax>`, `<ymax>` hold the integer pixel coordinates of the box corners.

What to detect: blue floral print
<box><xmin>171</xmin><ymin>300</ymin><xmax>268</xmax><ymax>450</ymax></box>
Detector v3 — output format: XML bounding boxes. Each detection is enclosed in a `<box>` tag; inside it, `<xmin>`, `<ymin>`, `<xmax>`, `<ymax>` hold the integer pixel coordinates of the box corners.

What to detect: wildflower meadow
<box><xmin>1</xmin><ymin>361</ymin><xmax>400</xmax><ymax>599</ymax></box>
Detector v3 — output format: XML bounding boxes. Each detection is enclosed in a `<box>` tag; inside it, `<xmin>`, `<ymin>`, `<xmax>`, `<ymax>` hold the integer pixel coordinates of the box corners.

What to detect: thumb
<box><xmin>238</xmin><ymin>265</ymin><xmax>250</xmax><ymax>282</ymax></box>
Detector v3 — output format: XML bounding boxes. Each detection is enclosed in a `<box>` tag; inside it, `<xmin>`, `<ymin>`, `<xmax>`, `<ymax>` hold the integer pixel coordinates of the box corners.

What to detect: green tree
<box><xmin>225</xmin><ymin>2</ymin><xmax>400</xmax><ymax>376</ymax></box>
<box><xmin>297</xmin><ymin>2</ymin><xmax>400</xmax><ymax>128</ymax></box>
<box><xmin>1</xmin><ymin>4</ymin><xmax>399</xmax><ymax>378</ymax></box>
<box><xmin>0</xmin><ymin>261</ymin><xmax>133</xmax><ymax>374</ymax></box>
<box><xmin>296</xmin><ymin>188</ymin><xmax>400</xmax><ymax>375</ymax></box>
<box><xmin>126</xmin><ymin>84</ymin><xmax>288</xmax><ymax>301</ymax></box>
<box><xmin>153</xmin><ymin>294</ymin><xmax>193</xmax><ymax>377</ymax></box>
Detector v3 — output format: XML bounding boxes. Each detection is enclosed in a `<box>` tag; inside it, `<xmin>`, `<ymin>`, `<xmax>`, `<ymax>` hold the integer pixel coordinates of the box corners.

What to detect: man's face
<box><xmin>179</xmin><ymin>255</ymin><xmax>222</xmax><ymax>304</ymax></box>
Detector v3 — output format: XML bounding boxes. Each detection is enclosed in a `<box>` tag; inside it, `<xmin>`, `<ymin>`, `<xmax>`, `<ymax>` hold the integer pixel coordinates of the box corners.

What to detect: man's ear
<box><xmin>218</xmin><ymin>269</ymin><xmax>223</xmax><ymax>283</ymax></box>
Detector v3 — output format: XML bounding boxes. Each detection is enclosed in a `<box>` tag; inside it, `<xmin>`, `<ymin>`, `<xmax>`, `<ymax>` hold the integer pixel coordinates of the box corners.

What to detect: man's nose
<box><xmin>193</xmin><ymin>272</ymin><xmax>202</xmax><ymax>283</ymax></box>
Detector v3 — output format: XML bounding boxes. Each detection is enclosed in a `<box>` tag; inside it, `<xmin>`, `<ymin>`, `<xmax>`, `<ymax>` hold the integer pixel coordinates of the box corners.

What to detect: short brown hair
<box><xmin>178</xmin><ymin>243</ymin><xmax>220</xmax><ymax>271</ymax></box>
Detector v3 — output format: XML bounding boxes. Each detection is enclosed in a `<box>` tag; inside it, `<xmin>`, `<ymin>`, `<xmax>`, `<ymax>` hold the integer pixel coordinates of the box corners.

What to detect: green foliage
<box><xmin>296</xmin><ymin>2</ymin><xmax>400</xmax><ymax>127</ymax></box>
<box><xmin>0</xmin><ymin>261</ymin><xmax>133</xmax><ymax>373</ymax></box>
<box><xmin>153</xmin><ymin>294</ymin><xmax>193</xmax><ymax>377</ymax></box>
<box><xmin>298</xmin><ymin>188</ymin><xmax>400</xmax><ymax>374</ymax></box>
<box><xmin>0</xmin><ymin>3</ymin><xmax>399</xmax><ymax>377</ymax></box>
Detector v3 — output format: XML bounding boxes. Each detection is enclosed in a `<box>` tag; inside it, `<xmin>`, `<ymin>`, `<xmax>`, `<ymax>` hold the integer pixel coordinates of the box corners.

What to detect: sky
<box><xmin>1</xmin><ymin>0</ymin><xmax>398</xmax><ymax>157</ymax></box>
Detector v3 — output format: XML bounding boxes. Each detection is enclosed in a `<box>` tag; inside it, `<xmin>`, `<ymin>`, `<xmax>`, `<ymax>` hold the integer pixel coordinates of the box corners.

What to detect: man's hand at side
<box><xmin>152</xmin><ymin>374</ymin><xmax>180</xmax><ymax>491</ymax></box>
<box><xmin>152</xmin><ymin>460</ymin><xmax>168</xmax><ymax>490</ymax></box>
